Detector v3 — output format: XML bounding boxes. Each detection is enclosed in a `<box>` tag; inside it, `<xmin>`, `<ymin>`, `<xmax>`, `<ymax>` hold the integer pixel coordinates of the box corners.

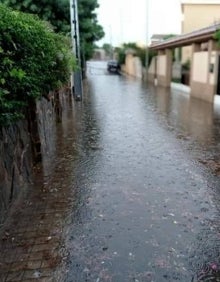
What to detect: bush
<box><xmin>0</xmin><ymin>4</ymin><xmax>76</xmax><ymax>125</ymax></box>
<box><xmin>115</xmin><ymin>43</ymin><xmax>157</xmax><ymax>68</ymax></box>
<box><xmin>182</xmin><ymin>59</ymin><xmax>190</xmax><ymax>71</ymax></box>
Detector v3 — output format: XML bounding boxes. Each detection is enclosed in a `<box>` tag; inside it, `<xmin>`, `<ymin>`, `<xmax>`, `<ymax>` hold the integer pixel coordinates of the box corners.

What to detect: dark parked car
<box><xmin>107</xmin><ymin>60</ymin><xmax>121</xmax><ymax>74</ymax></box>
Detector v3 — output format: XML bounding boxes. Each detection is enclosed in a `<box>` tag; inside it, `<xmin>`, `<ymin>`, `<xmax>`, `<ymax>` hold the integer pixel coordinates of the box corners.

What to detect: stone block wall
<box><xmin>0</xmin><ymin>121</ymin><xmax>32</xmax><ymax>224</ymax></box>
<box><xmin>36</xmin><ymin>93</ymin><xmax>57</xmax><ymax>172</ymax></box>
<box><xmin>0</xmin><ymin>88</ymin><xmax>72</xmax><ymax>223</ymax></box>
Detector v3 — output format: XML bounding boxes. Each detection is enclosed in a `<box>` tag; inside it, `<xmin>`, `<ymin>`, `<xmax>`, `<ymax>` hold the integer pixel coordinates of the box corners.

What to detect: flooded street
<box><xmin>64</xmin><ymin>61</ymin><xmax>220</xmax><ymax>282</ymax></box>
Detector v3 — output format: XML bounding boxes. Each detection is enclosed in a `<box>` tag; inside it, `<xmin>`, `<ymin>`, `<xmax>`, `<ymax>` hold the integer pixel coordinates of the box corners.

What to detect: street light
<box><xmin>70</xmin><ymin>0</ymin><xmax>83</xmax><ymax>101</ymax></box>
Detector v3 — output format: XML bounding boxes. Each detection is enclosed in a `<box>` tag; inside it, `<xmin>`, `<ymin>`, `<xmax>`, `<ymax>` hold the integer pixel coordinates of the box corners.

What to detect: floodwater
<box><xmin>64</xmin><ymin>61</ymin><xmax>220</xmax><ymax>282</ymax></box>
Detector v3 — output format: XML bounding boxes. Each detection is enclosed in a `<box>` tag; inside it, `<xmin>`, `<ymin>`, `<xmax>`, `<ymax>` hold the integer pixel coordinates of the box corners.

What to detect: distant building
<box><xmin>150</xmin><ymin>34</ymin><xmax>170</xmax><ymax>45</ymax></box>
<box><xmin>93</xmin><ymin>49</ymin><xmax>106</xmax><ymax>61</ymax></box>
<box><xmin>181</xmin><ymin>0</ymin><xmax>220</xmax><ymax>62</ymax></box>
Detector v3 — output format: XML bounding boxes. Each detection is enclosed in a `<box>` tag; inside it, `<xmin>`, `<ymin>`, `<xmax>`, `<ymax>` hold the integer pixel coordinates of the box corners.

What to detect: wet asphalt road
<box><xmin>64</xmin><ymin>62</ymin><xmax>220</xmax><ymax>282</ymax></box>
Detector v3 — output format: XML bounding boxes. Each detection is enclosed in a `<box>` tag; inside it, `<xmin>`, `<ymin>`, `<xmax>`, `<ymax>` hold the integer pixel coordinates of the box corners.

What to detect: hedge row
<box><xmin>0</xmin><ymin>4</ymin><xmax>76</xmax><ymax>125</ymax></box>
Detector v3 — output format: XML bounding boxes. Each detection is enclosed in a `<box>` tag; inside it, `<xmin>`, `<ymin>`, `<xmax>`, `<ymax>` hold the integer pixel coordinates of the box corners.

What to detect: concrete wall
<box><xmin>192</xmin><ymin>52</ymin><xmax>209</xmax><ymax>82</ymax></box>
<box><xmin>148</xmin><ymin>57</ymin><xmax>157</xmax><ymax>83</ymax></box>
<box><xmin>134</xmin><ymin>57</ymin><xmax>143</xmax><ymax>79</ymax></box>
<box><xmin>181</xmin><ymin>3</ymin><xmax>220</xmax><ymax>62</ymax></box>
<box><xmin>157</xmin><ymin>55</ymin><xmax>166</xmax><ymax>76</ymax></box>
<box><xmin>124</xmin><ymin>54</ymin><xmax>143</xmax><ymax>78</ymax></box>
<box><xmin>156</xmin><ymin>50</ymin><xmax>172</xmax><ymax>87</ymax></box>
<box><xmin>125</xmin><ymin>54</ymin><xmax>135</xmax><ymax>76</ymax></box>
<box><xmin>157</xmin><ymin>55</ymin><xmax>168</xmax><ymax>87</ymax></box>
<box><xmin>182</xmin><ymin>4</ymin><xmax>220</xmax><ymax>34</ymax></box>
<box><xmin>191</xmin><ymin>51</ymin><xmax>218</xmax><ymax>102</ymax></box>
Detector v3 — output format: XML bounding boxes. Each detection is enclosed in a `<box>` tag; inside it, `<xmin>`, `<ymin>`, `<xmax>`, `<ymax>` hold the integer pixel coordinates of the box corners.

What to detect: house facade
<box><xmin>148</xmin><ymin>24</ymin><xmax>220</xmax><ymax>102</ymax></box>
<box><xmin>181</xmin><ymin>0</ymin><xmax>220</xmax><ymax>62</ymax></box>
<box><xmin>151</xmin><ymin>34</ymin><xmax>169</xmax><ymax>45</ymax></box>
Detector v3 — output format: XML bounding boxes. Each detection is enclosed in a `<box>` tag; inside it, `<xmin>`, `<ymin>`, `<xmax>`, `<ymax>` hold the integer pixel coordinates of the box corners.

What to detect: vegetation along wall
<box><xmin>0</xmin><ymin>4</ymin><xmax>75</xmax><ymax>223</ymax></box>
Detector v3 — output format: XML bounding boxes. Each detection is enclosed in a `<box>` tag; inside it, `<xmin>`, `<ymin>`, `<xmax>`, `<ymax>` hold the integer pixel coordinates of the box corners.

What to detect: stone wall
<box><xmin>0</xmin><ymin>88</ymin><xmax>72</xmax><ymax>223</ymax></box>
<box><xmin>36</xmin><ymin>93</ymin><xmax>57</xmax><ymax>171</ymax></box>
<box><xmin>0</xmin><ymin>121</ymin><xmax>32</xmax><ymax>224</ymax></box>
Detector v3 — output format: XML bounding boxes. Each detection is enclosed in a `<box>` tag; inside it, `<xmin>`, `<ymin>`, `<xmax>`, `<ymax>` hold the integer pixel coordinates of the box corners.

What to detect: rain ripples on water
<box><xmin>64</xmin><ymin>62</ymin><xmax>220</xmax><ymax>281</ymax></box>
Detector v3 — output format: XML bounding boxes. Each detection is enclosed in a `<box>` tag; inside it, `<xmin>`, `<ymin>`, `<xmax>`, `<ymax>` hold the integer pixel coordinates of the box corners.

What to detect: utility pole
<box><xmin>109</xmin><ymin>25</ymin><xmax>114</xmax><ymax>60</ymax></box>
<box><xmin>145</xmin><ymin>0</ymin><xmax>149</xmax><ymax>83</ymax></box>
<box><xmin>70</xmin><ymin>0</ymin><xmax>83</xmax><ymax>101</ymax></box>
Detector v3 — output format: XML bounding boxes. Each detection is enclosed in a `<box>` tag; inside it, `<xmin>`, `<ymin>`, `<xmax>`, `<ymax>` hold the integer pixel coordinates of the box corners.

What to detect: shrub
<box><xmin>214</xmin><ymin>30</ymin><xmax>220</xmax><ymax>45</ymax></box>
<box><xmin>0</xmin><ymin>4</ymin><xmax>76</xmax><ymax>125</ymax></box>
<box><xmin>115</xmin><ymin>43</ymin><xmax>157</xmax><ymax>68</ymax></box>
<box><xmin>182</xmin><ymin>59</ymin><xmax>191</xmax><ymax>71</ymax></box>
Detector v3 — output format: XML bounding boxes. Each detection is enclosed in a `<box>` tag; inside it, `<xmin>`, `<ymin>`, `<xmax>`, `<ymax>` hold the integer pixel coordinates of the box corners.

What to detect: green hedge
<box><xmin>115</xmin><ymin>43</ymin><xmax>157</xmax><ymax>68</ymax></box>
<box><xmin>0</xmin><ymin>4</ymin><xmax>76</xmax><ymax>125</ymax></box>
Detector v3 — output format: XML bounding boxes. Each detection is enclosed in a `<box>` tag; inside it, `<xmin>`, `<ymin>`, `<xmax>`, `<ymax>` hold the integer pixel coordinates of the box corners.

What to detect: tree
<box><xmin>102</xmin><ymin>43</ymin><xmax>113</xmax><ymax>57</ymax></box>
<box><xmin>115</xmin><ymin>42</ymin><xmax>156</xmax><ymax>67</ymax></box>
<box><xmin>163</xmin><ymin>34</ymin><xmax>177</xmax><ymax>40</ymax></box>
<box><xmin>3</xmin><ymin>0</ymin><xmax>70</xmax><ymax>33</ymax></box>
<box><xmin>78</xmin><ymin>0</ymin><xmax>104</xmax><ymax>77</ymax></box>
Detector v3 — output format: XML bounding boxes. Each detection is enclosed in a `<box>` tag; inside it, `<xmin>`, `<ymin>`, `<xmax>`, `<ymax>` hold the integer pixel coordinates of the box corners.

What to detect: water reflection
<box><xmin>65</xmin><ymin>63</ymin><xmax>220</xmax><ymax>282</ymax></box>
<box><xmin>188</xmin><ymin>97</ymin><xmax>213</xmax><ymax>139</ymax></box>
<box><xmin>146</xmin><ymin>86</ymin><xmax>215</xmax><ymax>146</ymax></box>
<box><xmin>149</xmin><ymin>85</ymin><xmax>172</xmax><ymax>116</ymax></box>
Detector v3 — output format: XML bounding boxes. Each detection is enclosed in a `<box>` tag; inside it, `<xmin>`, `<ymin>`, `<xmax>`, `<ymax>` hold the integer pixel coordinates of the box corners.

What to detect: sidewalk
<box><xmin>0</xmin><ymin>144</ymin><xmax>74</xmax><ymax>281</ymax></box>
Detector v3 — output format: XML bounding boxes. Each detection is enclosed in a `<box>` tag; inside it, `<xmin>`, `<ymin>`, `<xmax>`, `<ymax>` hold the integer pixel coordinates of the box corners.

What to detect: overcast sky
<box><xmin>96</xmin><ymin>0</ymin><xmax>182</xmax><ymax>47</ymax></box>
